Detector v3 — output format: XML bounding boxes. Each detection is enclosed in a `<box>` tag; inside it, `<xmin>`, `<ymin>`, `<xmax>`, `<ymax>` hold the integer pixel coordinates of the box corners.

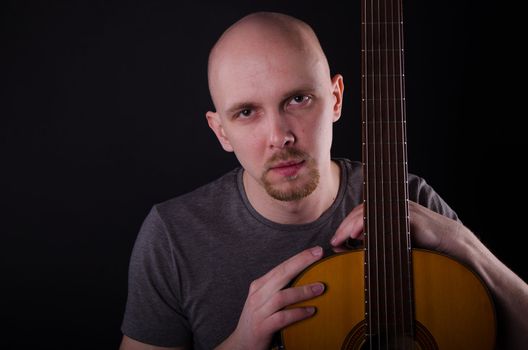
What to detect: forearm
<box><xmin>214</xmin><ymin>334</ymin><xmax>242</xmax><ymax>350</ymax></box>
<box><xmin>214</xmin><ymin>332</ymin><xmax>257</xmax><ymax>350</ymax></box>
<box><xmin>455</xmin><ymin>226</ymin><xmax>528</xmax><ymax>349</ymax></box>
<box><xmin>345</xmin><ymin>202</ymin><xmax>528</xmax><ymax>348</ymax></box>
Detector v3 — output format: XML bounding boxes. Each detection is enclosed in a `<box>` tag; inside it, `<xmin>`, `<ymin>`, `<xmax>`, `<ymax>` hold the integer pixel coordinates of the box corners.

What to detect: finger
<box><xmin>264</xmin><ymin>283</ymin><xmax>325</xmax><ymax>315</ymax></box>
<box><xmin>261</xmin><ymin>306</ymin><xmax>316</xmax><ymax>335</ymax></box>
<box><xmin>252</xmin><ymin>246</ymin><xmax>323</xmax><ymax>299</ymax></box>
<box><xmin>332</xmin><ymin>244</ymin><xmax>356</xmax><ymax>253</ymax></box>
<box><xmin>331</xmin><ymin>204</ymin><xmax>364</xmax><ymax>248</ymax></box>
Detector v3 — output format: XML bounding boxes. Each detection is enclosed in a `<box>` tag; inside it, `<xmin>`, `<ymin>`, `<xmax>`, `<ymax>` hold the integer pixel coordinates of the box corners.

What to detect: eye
<box><xmin>236</xmin><ymin>109</ymin><xmax>253</xmax><ymax>119</ymax></box>
<box><xmin>288</xmin><ymin>95</ymin><xmax>311</xmax><ymax>106</ymax></box>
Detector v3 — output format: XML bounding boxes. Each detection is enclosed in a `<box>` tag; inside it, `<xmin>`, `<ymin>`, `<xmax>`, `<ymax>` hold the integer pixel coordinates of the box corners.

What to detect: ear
<box><xmin>330</xmin><ymin>74</ymin><xmax>344</xmax><ymax>122</ymax></box>
<box><xmin>206</xmin><ymin>111</ymin><xmax>234</xmax><ymax>152</ymax></box>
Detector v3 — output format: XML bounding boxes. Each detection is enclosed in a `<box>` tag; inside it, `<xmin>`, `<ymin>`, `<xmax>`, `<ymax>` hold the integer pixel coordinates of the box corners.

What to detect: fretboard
<box><xmin>361</xmin><ymin>0</ymin><xmax>414</xmax><ymax>347</ymax></box>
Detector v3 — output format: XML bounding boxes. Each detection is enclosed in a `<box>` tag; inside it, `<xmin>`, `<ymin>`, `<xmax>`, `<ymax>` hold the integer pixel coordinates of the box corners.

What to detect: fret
<box><xmin>363</xmin><ymin>141</ymin><xmax>407</xmax><ymax>148</ymax></box>
<box><xmin>365</xmin><ymin>131</ymin><xmax>405</xmax><ymax>150</ymax></box>
<box><xmin>367</xmin><ymin>181</ymin><xmax>408</xmax><ymax>186</ymax></box>
<box><xmin>362</xmin><ymin>0</ymin><xmax>414</xmax><ymax>344</ymax></box>
<box><xmin>364</xmin><ymin>17</ymin><xmax>404</xmax><ymax>51</ymax></box>
<box><xmin>364</xmin><ymin>198</ymin><xmax>408</xmax><ymax>203</ymax></box>
<box><xmin>362</xmin><ymin>73</ymin><xmax>403</xmax><ymax>76</ymax></box>
<box><xmin>366</xmin><ymin>200</ymin><xmax>407</xmax><ymax>208</ymax></box>
<box><xmin>363</xmin><ymin>98</ymin><xmax>404</xmax><ymax>101</ymax></box>
<box><xmin>362</xmin><ymin>21</ymin><xmax>403</xmax><ymax>25</ymax></box>
<box><xmin>363</xmin><ymin>49</ymin><xmax>404</xmax><ymax>52</ymax></box>
<box><xmin>363</xmin><ymin>119</ymin><xmax>405</xmax><ymax>124</ymax></box>
<box><xmin>363</xmin><ymin>120</ymin><xmax>405</xmax><ymax>124</ymax></box>
<box><xmin>364</xmin><ymin>52</ymin><xmax>404</xmax><ymax>72</ymax></box>
<box><xmin>364</xmin><ymin>163</ymin><xmax>408</xmax><ymax>169</ymax></box>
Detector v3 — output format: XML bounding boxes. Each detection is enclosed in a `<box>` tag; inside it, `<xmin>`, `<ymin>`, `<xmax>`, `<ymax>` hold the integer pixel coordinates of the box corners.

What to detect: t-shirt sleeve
<box><xmin>408</xmin><ymin>174</ymin><xmax>460</xmax><ymax>222</ymax></box>
<box><xmin>121</xmin><ymin>206</ymin><xmax>192</xmax><ymax>347</ymax></box>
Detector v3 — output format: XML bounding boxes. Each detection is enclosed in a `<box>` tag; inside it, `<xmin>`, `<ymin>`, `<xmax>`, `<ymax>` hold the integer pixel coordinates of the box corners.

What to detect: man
<box><xmin>120</xmin><ymin>12</ymin><xmax>528</xmax><ymax>350</ymax></box>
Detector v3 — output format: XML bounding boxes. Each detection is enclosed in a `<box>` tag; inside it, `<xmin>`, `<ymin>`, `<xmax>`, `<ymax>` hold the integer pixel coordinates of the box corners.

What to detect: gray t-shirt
<box><xmin>121</xmin><ymin>159</ymin><xmax>458</xmax><ymax>349</ymax></box>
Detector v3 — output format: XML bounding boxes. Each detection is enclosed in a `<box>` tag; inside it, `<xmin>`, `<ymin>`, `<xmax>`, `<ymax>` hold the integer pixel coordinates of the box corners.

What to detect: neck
<box><xmin>243</xmin><ymin>160</ymin><xmax>341</xmax><ymax>225</ymax></box>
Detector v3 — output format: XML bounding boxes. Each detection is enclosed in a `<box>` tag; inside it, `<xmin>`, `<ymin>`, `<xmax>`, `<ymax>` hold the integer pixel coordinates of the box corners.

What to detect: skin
<box><xmin>206</xmin><ymin>13</ymin><xmax>343</xmax><ymax>225</ymax></box>
<box><xmin>120</xmin><ymin>11</ymin><xmax>528</xmax><ymax>350</ymax></box>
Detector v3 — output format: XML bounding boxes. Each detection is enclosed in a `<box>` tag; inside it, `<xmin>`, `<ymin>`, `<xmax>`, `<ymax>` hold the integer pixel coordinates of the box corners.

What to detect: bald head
<box><xmin>207</xmin><ymin>12</ymin><xmax>331</xmax><ymax>110</ymax></box>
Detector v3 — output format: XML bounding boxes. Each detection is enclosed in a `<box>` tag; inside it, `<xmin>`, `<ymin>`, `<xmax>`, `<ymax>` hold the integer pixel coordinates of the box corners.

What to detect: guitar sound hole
<box><xmin>342</xmin><ymin>320</ymin><xmax>438</xmax><ymax>350</ymax></box>
<box><xmin>359</xmin><ymin>337</ymin><xmax>414</xmax><ymax>350</ymax></box>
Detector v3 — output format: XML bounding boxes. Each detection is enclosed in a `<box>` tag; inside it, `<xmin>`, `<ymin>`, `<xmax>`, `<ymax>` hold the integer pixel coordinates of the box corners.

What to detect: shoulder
<box><xmin>335</xmin><ymin>158</ymin><xmax>458</xmax><ymax>221</ymax></box>
<box><xmin>131</xmin><ymin>167</ymin><xmax>242</xmax><ymax>248</ymax></box>
<box><xmin>335</xmin><ymin>158</ymin><xmax>362</xmax><ymax>172</ymax></box>
<box><xmin>154</xmin><ymin>167</ymin><xmax>242</xmax><ymax>220</ymax></box>
<box><xmin>408</xmin><ymin>173</ymin><xmax>459</xmax><ymax>221</ymax></box>
<box><xmin>335</xmin><ymin>158</ymin><xmax>363</xmax><ymax>185</ymax></box>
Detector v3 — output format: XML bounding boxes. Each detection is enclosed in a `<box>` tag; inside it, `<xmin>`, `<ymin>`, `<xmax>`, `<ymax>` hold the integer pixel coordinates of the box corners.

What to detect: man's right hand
<box><xmin>215</xmin><ymin>246</ymin><xmax>326</xmax><ymax>350</ymax></box>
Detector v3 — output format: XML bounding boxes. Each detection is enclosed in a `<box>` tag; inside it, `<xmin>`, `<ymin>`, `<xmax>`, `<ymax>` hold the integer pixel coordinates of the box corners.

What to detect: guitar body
<box><xmin>281</xmin><ymin>249</ymin><xmax>496</xmax><ymax>349</ymax></box>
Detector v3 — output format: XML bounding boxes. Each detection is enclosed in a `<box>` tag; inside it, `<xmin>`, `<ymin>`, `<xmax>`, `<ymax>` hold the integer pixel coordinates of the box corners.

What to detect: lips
<box><xmin>269</xmin><ymin>160</ymin><xmax>305</xmax><ymax>177</ymax></box>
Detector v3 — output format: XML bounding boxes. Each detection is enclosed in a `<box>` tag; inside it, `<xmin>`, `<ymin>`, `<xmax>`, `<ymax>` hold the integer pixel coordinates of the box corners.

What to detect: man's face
<box><xmin>207</xmin><ymin>37</ymin><xmax>343</xmax><ymax>202</ymax></box>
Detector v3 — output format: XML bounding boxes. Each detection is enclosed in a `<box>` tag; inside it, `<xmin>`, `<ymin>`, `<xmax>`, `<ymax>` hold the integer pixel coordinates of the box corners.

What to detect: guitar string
<box><xmin>375</xmin><ymin>0</ymin><xmax>383</xmax><ymax>348</ymax></box>
<box><xmin>366</xmin><ymin>0</ymin><xmax>372</xmax><ymax>346</ymax></box>
<box><xmin>367</xmin><ymin>1</ymin><xmax>411</xmax><ymax>346</ymax></box>
<box><xmin>375</xmin><ymin>0</ymin><xmax>388</xmax><ymax>348</ymax></box>
<box><xmin>398</xmin><ymin>0</ymin><xmax>414</xmax><ymax>338</ymax></box>
<box><xmin>392</xmin><ymin>0</ymin><xmax>406</xmax><ymax>345</ymax></box>
<box><xmin>394</xmin><ymin>0</ymin><xmax>409</xmax><ymax>344</ymax></box>
<box><xmin>362</xmin><ymin>0</ymin><xmax>373</xmax><ymax>347</ymax></box>
<box><xmin>369</xmin><ymin>0</ymin><xmax>378</xmax><ymax>347</ymax></box>
<box><xmin>395</xmin><ymin>0</ymin><xmax>412</xmax><ymax>341</ymax></box>
<box><xmin>398</xmin><ymin>0</ymin><xmax>410</xmax><ymax>344</ymax></box>
<box><xmin>373</xmin><ymin>0</ymin><xmax>382</xmax><ymax>347</ymax></box>
<box><xmin>368</xmin><ymin>0</ymin><xmax>379</xmax><ymax>347</ymax></box>
<box><xmin>377</xmin><ymin>0</ymin><xmax>409</xmax><ymax>346</ymax></box>
<box><xmin>391</xmin><ymin>0</ymin><xmax>401</xmax><ymax>346</ymax></box>
<box><xmin>379</xmin><ymin>0</ymin><xmax>390</xmax><ymax>347</ymax></box>
<box><xmin>382</xmin><ymin>0</ymin><xmax>397</xmax><ymax>347</ymax></box>
<box><xmin>387</xmin><ymin>0</ymin><xmax>402</xmax><ymax>346</ymax></box>
<box><xmin>361</xmin><ymin>0</ymin><xmax>373</xmax><ymax>347</ymax></box>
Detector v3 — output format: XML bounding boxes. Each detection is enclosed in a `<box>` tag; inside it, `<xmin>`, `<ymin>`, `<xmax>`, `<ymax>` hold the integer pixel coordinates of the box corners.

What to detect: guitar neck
<box><xmin>361</xmin><ymin>0</ymin><xmax>414</xmax><ymax>343</ymax></box>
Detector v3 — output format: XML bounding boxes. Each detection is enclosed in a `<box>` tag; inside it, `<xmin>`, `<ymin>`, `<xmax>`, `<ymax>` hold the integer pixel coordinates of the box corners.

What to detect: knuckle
<box><xmin>272</xmin><ymin>309</ymin><xmax>309</xmax><ymax>329</ymax></box>
<box><xmin>275</xmin><ymin>290</ymin><xmax>287</xmax><ymax>304</ymax></box>
<box><xmin>269</xmin><ymin>290</ymin><xmax>287</xmax><ymax>311</ymax></box>
<box><xmin>248</xmin><ymin>279</ymin><xmax>261</xmax><ymax>293</ymax></box>
<box><xmin>278</xmin><ymin>262</ymin><xmax>288</xmax><ymax>276</ymax></box>
<box><xmin>272</xmin><ymin>310</ymin><xmax>288</xmax><ymax>326</ymax></box>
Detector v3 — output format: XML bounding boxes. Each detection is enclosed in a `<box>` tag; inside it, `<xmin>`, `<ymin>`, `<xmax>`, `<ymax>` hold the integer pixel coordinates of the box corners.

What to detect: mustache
<box><xmin>265</xmin><ymin>148</ymin><xmax>308</xmax><ymax>168</ymax></box>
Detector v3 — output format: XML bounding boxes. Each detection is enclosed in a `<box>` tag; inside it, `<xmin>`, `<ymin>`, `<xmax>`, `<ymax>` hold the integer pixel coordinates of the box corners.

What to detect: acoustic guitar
<box><xmin>280</xmin><ymin>0</ymin><xmax>496</xmax><ymax>348</ymax></box>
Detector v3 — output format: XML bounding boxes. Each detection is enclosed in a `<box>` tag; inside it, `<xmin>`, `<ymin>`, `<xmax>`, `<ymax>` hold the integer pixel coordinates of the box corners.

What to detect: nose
<box><xmin>267</xmin><ymin>112</ymin><xmax>295</xmax><ymax>149</ymax></box>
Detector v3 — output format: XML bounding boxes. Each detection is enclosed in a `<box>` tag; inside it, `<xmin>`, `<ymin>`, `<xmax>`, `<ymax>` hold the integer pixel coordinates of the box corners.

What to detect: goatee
<box><xmin>261</xmin><ymin>148</ymin><xmax>320</xmax><ymax>202</ymax></box>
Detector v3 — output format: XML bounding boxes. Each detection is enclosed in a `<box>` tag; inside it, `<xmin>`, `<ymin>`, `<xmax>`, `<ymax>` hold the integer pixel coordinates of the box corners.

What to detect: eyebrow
<box><xmin>225</xmin><ymin>102</ymin><xmax>259</xmax><ymax>116</ymax></box>
<box><xmin>223</xmin><ymin>86</ymin><xmax>317</xmax><ymax>116</ymax></box>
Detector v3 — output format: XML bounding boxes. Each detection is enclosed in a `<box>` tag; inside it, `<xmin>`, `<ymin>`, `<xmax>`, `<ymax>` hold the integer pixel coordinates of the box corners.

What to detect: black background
<box><xmin>2</xmin><ymin>0</ymin><xmax>526</xmax><ymax>349</ymax></box>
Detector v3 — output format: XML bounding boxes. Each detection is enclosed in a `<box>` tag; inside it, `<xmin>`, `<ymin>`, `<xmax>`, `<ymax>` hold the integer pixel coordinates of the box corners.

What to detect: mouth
<box><xmin>268</xmin><ymin>159</ymin><xmax>305</xmax><ymax>177</ymax></box>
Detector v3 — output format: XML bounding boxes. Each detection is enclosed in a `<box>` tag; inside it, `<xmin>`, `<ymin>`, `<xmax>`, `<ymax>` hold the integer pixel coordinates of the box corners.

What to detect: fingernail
<box><xmin>311</xmin><ymin>283</ymin><xmax>325</xmax><ymax>295</ymax></box>
<box><xmin>311</xmin><ymin>246</ymin><xmax>323</xmax><ymax>256</ymax></box>
<box><xmin>330</xmin><ymin>237</ymin><xmax>337</xmax><ymax>246</ymax></box>
<box><xmin>305</xmin><ymin>306</ymin><xmax>316</xmax><ymax>315</ymax></box>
